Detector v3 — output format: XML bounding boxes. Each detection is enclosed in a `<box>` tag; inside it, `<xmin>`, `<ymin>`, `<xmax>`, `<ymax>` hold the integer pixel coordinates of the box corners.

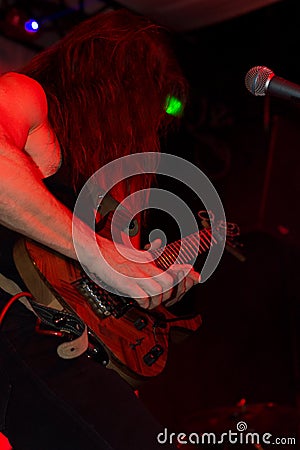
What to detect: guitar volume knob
<box><xmin>143</xmin><ymin>344</ymin><xmax>164</xmax><ymax>366</ymax></box>
<box><xmin>134</xmin><ymin>317</ymin><xmax>148</xmax><ymax>330</ymax></box>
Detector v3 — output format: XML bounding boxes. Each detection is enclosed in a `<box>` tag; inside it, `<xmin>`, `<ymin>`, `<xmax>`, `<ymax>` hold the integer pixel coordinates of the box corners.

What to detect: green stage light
<box><xmin>165</xmin><ymin>95</ymin><xmax>184</xmax><ymax>117</ymax></box>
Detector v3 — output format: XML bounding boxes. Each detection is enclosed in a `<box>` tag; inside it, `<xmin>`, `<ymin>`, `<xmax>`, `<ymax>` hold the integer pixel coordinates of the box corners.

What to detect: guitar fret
<box><xmin>204</xmin><ymin>228</ymin><xmax>217</xmax><ymax>244</ymax></box>
<box><xmin>161</xmin><ymin>247</ymin><xmax>176</xmax><ymax>267</ymax></box>
<box><xmin>188</xmin><ymin>233</ymin><xmax>207</xmax><ymax>253</ymax></box>
<box><xmin>193</xmin><ymin>233</ymin><xmax>207</xmax><ymax>253</ymax></box>
<box><xmin>193</xmin><ymin>232</ymin><xmax>208</xmax><ymax>252</ymax></box>
<box><xmin>198</xmin><ymin>232</ymin><xmax>210</xmax><ymax>250</ymax></box>
<box><xmin>183</xmin><ymin>236</ymin><xmax>198</xmax><ymax>261</ymax></box>
<box><xmin>164</xmin><ymin>245</ymin><xmax>179</xmax><ymax>264</ymax></box>
<box><xmin>188</xmin><ymin>234</ymin><xmax>201</xmax><ymax>255</ymax></box>
<box><xmin>156</xmin><ymin>256</ymin><xmax>169</xmax><ymax>270</ymax></box>
<box><xmin>172</xmin><ymin>241</ymin><xmax>186</xmax><ymax>264</ymax></box>
<box><xmin>172</xmin><ymin>242</ymin><xmax>188</xmax><ymax>264</ymax></box>
<box><xmin>154</xmin><ymin>251</ymin><xmax>170</xmax><ymax>270</ymax></box>
<box><xmin>201</xmin><ymin>233</ymin><xmax>212</xmax><ymax>247</ymax></box>
<box><xmin>152</xmin><ymin>243</ymin><xmax>185</xmax><ymax>269</ymax></box>
<box><xmin>176</xmin><ymin>240</ymin><xmax>192</xmax><ymax>264</ymax></box>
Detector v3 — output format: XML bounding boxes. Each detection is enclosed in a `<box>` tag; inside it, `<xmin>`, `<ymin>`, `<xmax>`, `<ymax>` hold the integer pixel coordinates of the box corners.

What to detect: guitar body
<box><xmin>13</xmin><ymin>239</ymin><xmax>202</xmax><ymax>384</ymax></box>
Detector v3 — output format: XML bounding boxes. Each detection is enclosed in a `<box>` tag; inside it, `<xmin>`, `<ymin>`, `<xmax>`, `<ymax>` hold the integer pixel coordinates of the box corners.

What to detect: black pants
<box><xmin>0</xmin><ymin>294</ymin><xmax>175</xmax><ymax>450</ymax></box>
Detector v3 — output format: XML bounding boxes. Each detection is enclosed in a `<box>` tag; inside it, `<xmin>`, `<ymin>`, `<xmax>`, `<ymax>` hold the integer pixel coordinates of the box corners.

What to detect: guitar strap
<box><xmin>0</xmin><ymin>272</ymin><xmax>89</xmax><ymax>359</ymax></box>
<box><xmin>0</xmin><ymin>272</ymin><xmax>34</xmax><ymax>311</ymax></box>
<box><xmin>0</xmin><ymin>270</ymin><xmax>89</xmax><ymax>359</ymax></box>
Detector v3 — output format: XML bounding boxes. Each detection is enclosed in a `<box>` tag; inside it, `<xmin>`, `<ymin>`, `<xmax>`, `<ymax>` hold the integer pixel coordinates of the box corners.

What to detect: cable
<box><xmin>0</xmin><ymin>291</ymin><xmax>33</xmax><ymax>327</ymax></box>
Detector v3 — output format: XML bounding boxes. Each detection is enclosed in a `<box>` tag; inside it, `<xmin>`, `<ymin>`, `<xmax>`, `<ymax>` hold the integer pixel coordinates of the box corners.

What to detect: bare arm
<box><xmin>0</xmin><ymin>73</ymin><xmax>78</xmax><ymax>259</ymax></box>
<box><xmin>0</xmin><ymin>73</ymin><xmax>199</xmax><ymax>308</ymax></box>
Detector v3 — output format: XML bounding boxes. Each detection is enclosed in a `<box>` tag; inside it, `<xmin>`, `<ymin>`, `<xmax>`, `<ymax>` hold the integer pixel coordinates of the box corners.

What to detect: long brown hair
<box><xmin>20</xmin><ymin>8</ymin><xmax>188</xmax><ymax>196</ymax></box>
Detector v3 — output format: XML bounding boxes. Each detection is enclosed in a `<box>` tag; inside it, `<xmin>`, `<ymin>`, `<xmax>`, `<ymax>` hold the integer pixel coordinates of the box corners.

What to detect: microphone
<box><xmin>245</xmin><ymin>66</ymin><xmax>300</xmax><ymax>104</ymax></box>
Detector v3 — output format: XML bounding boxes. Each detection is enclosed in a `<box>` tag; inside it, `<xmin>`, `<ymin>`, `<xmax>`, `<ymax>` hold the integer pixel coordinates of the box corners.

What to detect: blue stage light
<box><xmin>24</xmin><ymin>19</ymin><xmax>39</xmax><ymax>33</ymax></box>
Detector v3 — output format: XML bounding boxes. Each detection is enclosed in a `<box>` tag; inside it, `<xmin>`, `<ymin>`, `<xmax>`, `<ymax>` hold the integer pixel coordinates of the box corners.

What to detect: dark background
<box><xmin>137</xmin><ymin>0</ymin><xmax>300</xmax><ymax>444</ymax></box>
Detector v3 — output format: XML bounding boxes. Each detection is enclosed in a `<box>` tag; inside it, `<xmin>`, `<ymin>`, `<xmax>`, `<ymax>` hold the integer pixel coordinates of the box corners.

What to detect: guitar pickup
<box><xmin>73</xmin><ymin>276</ymin><xmax>135</xmax><ymax>319</ymax></box>
<box><xmin>143</xmin><ymin>345</ymin><xmax>164</xmax><ymax>366</ymax></box>
<box><xmin>73</xmin><ymin>278</ymin><xmax>114</xmax><ymax>317</ymax></box>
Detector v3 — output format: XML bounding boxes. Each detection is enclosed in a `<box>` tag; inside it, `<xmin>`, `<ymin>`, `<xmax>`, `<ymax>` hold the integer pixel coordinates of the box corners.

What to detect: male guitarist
<box><xmin>0</xmin><ymin>8</ymin><xmax>200</xmax><ymax>450</ymax></box>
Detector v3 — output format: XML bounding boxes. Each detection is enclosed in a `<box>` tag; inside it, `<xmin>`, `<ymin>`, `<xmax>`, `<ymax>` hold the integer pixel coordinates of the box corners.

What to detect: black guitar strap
<box><xmin>0</xmin><ymin>270</ymin><xmax>89</xmax><ymax>359</ymax></box>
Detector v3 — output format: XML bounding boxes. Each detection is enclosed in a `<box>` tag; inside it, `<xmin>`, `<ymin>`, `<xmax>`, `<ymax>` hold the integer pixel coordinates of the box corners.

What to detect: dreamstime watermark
<box><xmin>157</xmin><ymin>422</ymin><xmax>297</xmax><ymax>446</ymax></box>
<box><xmin>72</xmin><ymin>152</ymin><xmax>227</xmax><ymax>296</ymax></box>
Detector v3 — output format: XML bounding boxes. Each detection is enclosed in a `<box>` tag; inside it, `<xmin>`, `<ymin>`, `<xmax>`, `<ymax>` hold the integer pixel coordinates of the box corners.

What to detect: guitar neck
<box><xmin>149</xmin><ymin>228</ymin><xmax>217</xmax><ymax>270</ymax></box>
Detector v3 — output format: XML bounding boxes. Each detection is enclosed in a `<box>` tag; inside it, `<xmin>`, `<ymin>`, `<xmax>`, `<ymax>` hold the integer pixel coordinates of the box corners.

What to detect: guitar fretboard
<box><xmin>150</xmin><ymin>228</ymin><xmax>217</xmax><ymax>270</ymax></box>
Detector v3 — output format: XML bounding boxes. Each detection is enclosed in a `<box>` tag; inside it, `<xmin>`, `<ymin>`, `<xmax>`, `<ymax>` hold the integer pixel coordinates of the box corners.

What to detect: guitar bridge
<box><xmin>72</xmin><ymin>275</ymin><xmax>134</xmax><ymax>319</ymax></box>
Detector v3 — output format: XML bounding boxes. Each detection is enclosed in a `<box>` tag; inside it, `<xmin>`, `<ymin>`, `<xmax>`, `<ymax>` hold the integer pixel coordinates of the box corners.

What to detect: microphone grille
<box><xmin>245</xmin><ymin>66</ymin><xmax>274</xmax><ymax>96</ymax></box>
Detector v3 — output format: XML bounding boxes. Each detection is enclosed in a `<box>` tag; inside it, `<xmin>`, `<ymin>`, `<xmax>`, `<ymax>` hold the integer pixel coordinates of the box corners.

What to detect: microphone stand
<box><xmin>259</xmin><ymin>95</ymin><xmax>300</xmax><ymax>445</ymax></box>
<box><xmin>257</xmin><ymin>95</ymin><xmax>279</xmax><ymax>230</ymax></box>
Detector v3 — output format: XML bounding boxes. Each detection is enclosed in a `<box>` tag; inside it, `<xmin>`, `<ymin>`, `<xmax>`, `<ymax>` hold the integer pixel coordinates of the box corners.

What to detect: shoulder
<box><xmin>0</xmin><ymin>72</ymin><xmax>45</xmax><ymax>96</ymax></box>
<box><xmin>0</xmin><ymin>72</ymin><xmax>48</xmax><ymax>131</ymax></box>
